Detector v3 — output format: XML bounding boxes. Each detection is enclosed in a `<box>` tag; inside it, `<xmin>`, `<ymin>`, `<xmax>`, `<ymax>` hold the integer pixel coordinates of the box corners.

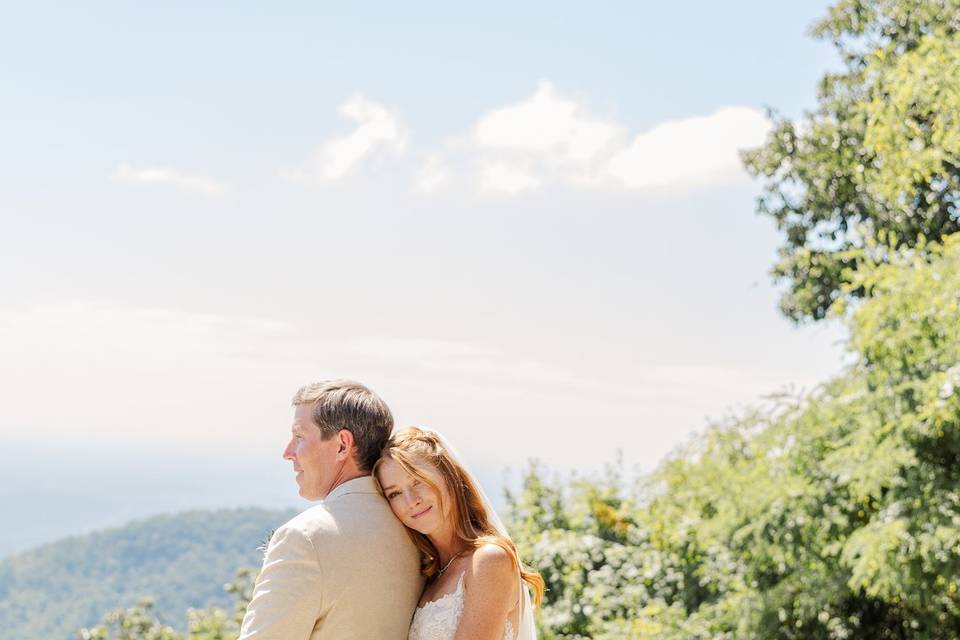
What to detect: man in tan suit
<box><xmin>239</xmin><ymin>380</ymin><xmax>424</xmax><ymax>640</ymax></box>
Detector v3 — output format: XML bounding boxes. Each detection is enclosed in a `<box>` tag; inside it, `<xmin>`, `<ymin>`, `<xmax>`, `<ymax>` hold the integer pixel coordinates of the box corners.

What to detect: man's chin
<box><xmin>297</xmin><ymin>484</ymin><xmax>322</xmax><ymax>501</ymax></box>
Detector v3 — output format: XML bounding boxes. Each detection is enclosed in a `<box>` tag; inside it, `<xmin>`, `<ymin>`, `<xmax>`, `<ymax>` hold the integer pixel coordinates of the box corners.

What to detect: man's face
<box><xmin>283</xmin><ymin>404</ymin><xmax>343</xmax><ymax>500</ymax></box>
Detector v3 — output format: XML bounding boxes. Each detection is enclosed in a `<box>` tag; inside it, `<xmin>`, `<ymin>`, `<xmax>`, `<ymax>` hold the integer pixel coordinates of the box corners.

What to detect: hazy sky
<box><xmin>0</xmin><ymin>1</ymin><xmax>848</xmax><ymax>557</ymax></box>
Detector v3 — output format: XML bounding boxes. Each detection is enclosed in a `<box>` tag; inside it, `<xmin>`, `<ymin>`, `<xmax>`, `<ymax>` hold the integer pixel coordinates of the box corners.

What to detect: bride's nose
<box><xmin>404</xmin><ymin>489</ymin><xmax>421</xmax><ymax>508</ymax></box>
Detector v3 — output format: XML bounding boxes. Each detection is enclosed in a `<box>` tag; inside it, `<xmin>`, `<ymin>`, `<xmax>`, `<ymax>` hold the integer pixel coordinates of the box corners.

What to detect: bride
<box><xmin>373</xmin><ymin>427</ymin><xmax>544</xmax><ymax>640</ymax></box>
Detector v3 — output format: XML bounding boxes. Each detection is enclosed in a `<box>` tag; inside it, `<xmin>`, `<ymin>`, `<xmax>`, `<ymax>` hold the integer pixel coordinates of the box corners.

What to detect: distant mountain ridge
<box><xmin>0</xmin><ymin>507</ymin><xmax>296</xmax><ymax>640</ymax></box>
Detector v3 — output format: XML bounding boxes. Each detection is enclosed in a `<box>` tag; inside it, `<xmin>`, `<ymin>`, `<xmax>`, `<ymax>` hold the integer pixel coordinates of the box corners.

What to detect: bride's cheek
<box><xmin>388</xmin><ymin>500</ymin><xmax>402</xmax><ymax>518</ymax></box>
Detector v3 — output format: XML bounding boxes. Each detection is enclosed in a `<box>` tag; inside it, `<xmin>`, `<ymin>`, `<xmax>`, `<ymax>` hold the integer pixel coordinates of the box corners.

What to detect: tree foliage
<box><xmin>742</xmin><ymin>0</ymin><xmax>960</xmax><ymax>321</ymax></box>
<box><xmin>78</xmin><ymin>569</ymin><xmax>254</xmax><ymax>640</ymax></box>
<box><xmin>508</xmin><ymin>234</ymin><xmax>960</xmax><ymax>638</ymax></box>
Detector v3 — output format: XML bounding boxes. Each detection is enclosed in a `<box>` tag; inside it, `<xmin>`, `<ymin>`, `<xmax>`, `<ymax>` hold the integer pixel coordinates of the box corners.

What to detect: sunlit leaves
<box><xmin>743</xmin><ymin>0</ymin><xmax>960</xmax><ymax>322</ymax></box>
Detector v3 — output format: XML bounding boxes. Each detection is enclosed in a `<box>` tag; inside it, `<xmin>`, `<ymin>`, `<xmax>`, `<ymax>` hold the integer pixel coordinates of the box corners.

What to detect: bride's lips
<box><xmin>411</xmin><ymin>506</ymin><xmax>432</xmax><ymax>519</ymax></box>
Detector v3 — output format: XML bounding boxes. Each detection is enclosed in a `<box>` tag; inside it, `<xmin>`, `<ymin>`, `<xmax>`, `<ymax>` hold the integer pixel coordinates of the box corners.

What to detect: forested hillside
<box><xmin>0</xmin><ymin>508</ymin><xmax>294</xmax><ymax>640</ymax></box>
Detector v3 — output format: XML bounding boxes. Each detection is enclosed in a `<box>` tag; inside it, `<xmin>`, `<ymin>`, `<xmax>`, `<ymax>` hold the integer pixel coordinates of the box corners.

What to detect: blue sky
<box><xmin>0</xmin><ymin>1</ymin><xmax>847</xmax><ymax>557</ymax></box>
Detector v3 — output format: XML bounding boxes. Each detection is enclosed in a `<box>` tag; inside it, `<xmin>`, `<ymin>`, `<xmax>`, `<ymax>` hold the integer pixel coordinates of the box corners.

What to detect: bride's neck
<box><xmin>430</xmin><ymin>529</ymin><xmax>467</xmax><ymax>566</ymax></box>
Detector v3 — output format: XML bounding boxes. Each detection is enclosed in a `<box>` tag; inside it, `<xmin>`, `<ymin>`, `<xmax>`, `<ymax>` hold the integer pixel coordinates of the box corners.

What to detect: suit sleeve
<box><xmin>238</xmin><ymin>523</ymin><xmax>324</xmax><ymax>640</ymax></box>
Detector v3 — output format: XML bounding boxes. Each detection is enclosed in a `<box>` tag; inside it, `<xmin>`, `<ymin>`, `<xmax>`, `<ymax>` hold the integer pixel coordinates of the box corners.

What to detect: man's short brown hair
<box><xmin>291</xmin><ymin>380</ymin><xmax>393</xmax><ymax>472</ymax></box>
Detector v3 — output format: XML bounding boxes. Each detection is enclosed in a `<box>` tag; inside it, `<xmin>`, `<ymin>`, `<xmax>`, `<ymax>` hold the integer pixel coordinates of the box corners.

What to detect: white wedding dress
<box><xmin>408</xmin><ymin>572</ymin><xmax>515</xmax><ymax>640</ymax></box>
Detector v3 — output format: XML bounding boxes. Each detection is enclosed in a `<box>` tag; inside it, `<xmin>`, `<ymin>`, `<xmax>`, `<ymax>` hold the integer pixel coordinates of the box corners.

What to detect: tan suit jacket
<box><xmin>239</xmin><ymin>476</ymin><xmax>424</xmax><ymax>640</ymax></box>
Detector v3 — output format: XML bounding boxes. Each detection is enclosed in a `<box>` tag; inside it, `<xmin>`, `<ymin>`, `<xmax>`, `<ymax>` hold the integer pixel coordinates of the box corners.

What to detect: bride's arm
<box><xmin>454</xmin><ymin>544</ymin><xmax>520</xmax><ymax>640</ymax></box>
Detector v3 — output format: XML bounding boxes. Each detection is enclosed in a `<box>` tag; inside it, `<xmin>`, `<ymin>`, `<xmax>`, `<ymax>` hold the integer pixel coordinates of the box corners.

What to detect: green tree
<box><xmin>505</xmin><ymin>462</ymin><xmax>674</xmax><ymax>639</ymax></box>
<box><xmin>645</xmin><ymin>235</ymin><xmax>960</xmax><ymax>638</ymax></box>
<box><xmin>742</xmin><ymin>0</ymin><xmax>960</xmax><ymax>321</ymax></box>
<box><xmin>507</xmin><ymin>233</ymin><xmax>960</xmax><ymax>638</ymax></box>
<box><xmin>78</xmin><ymin>568</ymin><xmax>254</xmax><ymax>640</ymax></box>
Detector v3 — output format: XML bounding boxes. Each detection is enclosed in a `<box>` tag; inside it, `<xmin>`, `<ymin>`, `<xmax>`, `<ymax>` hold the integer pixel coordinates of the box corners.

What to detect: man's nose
<box><xmin>282</xmin><ymin>440</ymin><xmax>295</xmax><ymax>460</ymax></box>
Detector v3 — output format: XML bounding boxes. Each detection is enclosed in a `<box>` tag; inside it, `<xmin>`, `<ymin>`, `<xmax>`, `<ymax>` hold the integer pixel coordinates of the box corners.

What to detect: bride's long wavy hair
<box><xmin>373</xmin><ymin>426</ymin><xmax>545</xmax><ymax>605</ymax></box>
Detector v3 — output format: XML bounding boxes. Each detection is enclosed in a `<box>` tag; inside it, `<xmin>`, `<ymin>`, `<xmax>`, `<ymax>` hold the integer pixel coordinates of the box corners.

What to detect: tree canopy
<box><xmin>742</xmin><ymin>0</ymin><xmax>960</xmax><ymax>321</ymax></box>
<box><xmin>509</xmin><ymin>233</ymin><xmax>960</xmax><ymax>639</ymax></box>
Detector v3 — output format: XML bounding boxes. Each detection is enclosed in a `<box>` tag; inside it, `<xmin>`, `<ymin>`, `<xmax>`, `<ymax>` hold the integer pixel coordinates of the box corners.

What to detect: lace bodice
<box><xmin>408</xmin><ymin>572</ymin><xmax>515</xmax><ymax>640</ymax></box>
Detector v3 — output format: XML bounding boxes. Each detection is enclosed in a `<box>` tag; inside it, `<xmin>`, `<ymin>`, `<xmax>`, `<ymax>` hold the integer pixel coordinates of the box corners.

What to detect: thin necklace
<box><xmin>437</xmin><ymin>548</ymin><xmax>469</xmax><ymax>577</ymax></box>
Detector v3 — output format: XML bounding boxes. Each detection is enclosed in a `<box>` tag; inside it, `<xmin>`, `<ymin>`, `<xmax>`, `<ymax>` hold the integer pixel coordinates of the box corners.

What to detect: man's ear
<box><xmin>336</xmin><ymin>429</ymin><xmax>355</xmax><ymax>459</ymax></box>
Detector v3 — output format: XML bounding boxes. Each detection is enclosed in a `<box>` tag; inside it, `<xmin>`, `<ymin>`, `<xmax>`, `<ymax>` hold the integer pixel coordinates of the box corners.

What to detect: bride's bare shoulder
<box><xmin>465</xmin><ymin>543</ymin><xmax>517</xmax><ymax>591</ymax></box>
<box><xmin>454</xmin><ymin>543</ymin><xmax>520</xmax><ymax>638</ymax></box>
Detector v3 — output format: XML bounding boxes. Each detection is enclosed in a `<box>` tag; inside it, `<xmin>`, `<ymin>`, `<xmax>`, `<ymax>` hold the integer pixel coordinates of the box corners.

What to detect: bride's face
<box><xmin>377</xmin><ymin>457</ymin><xmax>452</xmax><ymax>537</ymax></box>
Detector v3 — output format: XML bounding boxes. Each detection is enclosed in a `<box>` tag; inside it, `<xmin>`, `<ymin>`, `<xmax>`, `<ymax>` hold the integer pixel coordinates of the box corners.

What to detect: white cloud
<box><xmin>414</xmin><ymin>154</ymin><xmax>449</xmax><ymax>193</ymax></box>
<box><xmin>408</xmin><ymin>82</ymin><xmax>771</xmax><ymax>196</ymax></box>
<box><xmin>473</xmin><ymin>80</ymin><xmax>624</xmax><ymax>165</ymax></box>
<box><xmin>112</xmin><ymin>163</ymin><xmax>225</xmax><ymax>195</ymax></box>
<box><xmin>479</xmin><ymin>161</ymin><xmax>542</xmax><ymax>195</ymax></box>
<box><xmin>116</xmin><ymin>85</ymin><xmax>770</xmax><ymax>197</ymax></box>
<box><xmin>603</xmin><ymin>106</ymin><xmax>772</xmax><ymax>190</ymax></box>
<box><xmin>291</xmin><ymin>95</ymin><xmax>408</xmax><ymax>182</ymax></box>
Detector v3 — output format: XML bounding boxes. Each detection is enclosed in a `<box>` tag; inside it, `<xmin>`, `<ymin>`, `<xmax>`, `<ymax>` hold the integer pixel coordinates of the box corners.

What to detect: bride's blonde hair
<box><xmin>373</xmin><ymin>426</ymin><xmax>544</xmax><ymax>605</ymax></box>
